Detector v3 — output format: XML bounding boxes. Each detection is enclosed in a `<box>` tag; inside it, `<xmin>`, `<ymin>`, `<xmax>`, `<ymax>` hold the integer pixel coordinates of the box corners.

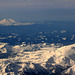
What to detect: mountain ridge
<box><xmin>0</xmin><ymin>19</ymin><xmax>34</xmax><ymax>26</ymax></box>
<box><xmin>0</xmin><ymin>43</ymin><xmax>75</xmax><ymax>75</ymax></box>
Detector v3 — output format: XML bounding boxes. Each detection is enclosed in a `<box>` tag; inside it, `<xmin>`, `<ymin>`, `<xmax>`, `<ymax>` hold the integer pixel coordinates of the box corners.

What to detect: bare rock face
<box><xmin>61</xmin><ymin>65</ymin><xmax>75</xmax><ymax>75</ymax></box>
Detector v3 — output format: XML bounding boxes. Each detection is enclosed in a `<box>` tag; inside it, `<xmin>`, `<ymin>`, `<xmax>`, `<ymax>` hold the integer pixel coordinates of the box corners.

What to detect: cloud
<box><xmin>0</xmin><ymin>0</ymin><xmax>75</xmax><ymax>21</ymax></box>
<box><xmin>0</xmin><ymin>0</ymin><xmax>75</xmax><ymax>9</ymax></box>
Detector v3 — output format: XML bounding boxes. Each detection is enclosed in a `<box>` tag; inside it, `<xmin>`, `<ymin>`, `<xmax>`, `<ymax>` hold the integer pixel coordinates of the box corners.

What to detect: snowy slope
<box><xmin>0</xmin><ymin>43</ymin><xmax>75</xmax><ymax>75</ymax></box>
<box><xmin>0</xmin><ymin>19</ymin><xmax>34</xmax><ymax>26</ymax></box>
<box><xmin>0</xmin><ymin>19</ymin><xmax>15</xmax><ymax>25</ymax></box>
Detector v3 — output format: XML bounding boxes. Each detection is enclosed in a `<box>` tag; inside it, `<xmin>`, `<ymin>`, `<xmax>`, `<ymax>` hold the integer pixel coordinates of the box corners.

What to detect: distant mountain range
<box><xmin>0</xmin><ymin>19</ymin><xmax>34</xmax><ymax>26</ymax></box>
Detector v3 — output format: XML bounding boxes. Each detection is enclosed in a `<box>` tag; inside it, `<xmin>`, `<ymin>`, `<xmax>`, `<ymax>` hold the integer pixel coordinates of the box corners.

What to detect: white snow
<box><xmin>0</xmin><ymin>19</ymin><xmax>34</xmax><ymax>26</ymax></box>
<box><xmin>0</xmin><ymin>43</ymin><xmax>75</xmax><ymax>75</ymax></box>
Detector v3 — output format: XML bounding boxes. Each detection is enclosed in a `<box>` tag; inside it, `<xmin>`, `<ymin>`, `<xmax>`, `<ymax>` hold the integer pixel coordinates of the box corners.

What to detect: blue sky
<box><xmin>0</xmin><ymin>0</ymin><xmax>75</xmax><ymax>21</ymax></box>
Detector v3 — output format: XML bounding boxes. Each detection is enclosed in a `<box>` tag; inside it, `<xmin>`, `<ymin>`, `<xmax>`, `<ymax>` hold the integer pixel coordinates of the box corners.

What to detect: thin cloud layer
<box><xmin>0</xmin><ymin>0</ymin><xmax>75</xmax><ymax>21</ymax></box>
<box><xmin>0</xmin><ymin>0</ymin><xmax>75</xmax><ymax>9</ymax></box>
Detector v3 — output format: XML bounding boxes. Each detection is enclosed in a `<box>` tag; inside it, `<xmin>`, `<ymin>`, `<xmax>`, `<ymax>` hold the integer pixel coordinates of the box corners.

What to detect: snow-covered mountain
<box><xmin>0</xmin><ymin>19</ymin><xmax>34</xmax><ymax>26</ymax></box>
<box><xmin>0</xmin><ymin>43</ymin><xmax>75</xmax><ymax>75</ymax></box>
<box><xmin>0</xmin><ymin>19</ymin><xmax>16</xmax><ymax>25</ymax></box>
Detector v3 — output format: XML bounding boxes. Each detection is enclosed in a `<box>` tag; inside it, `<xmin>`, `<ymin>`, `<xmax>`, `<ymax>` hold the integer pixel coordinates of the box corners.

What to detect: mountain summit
<box><xmin>0</xmin><ymin>19</ymin><xmax>16</xmax><ymax>25</ymax></box>
<box><xmin>0</xmin><ymin>19</ymin><xmax>34</xmax><ymax>26</ymax></box>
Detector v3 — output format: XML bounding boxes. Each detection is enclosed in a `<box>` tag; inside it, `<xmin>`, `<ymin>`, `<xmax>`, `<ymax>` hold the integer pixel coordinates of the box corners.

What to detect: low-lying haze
<box><xmin>0</xmin><ymin>0</ymin><xmax>75</xmax><ymax>21</ymax></box>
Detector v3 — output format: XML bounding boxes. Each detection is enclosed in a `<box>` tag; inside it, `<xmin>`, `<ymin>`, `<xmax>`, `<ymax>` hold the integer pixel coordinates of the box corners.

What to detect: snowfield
<box><xmin>0</xmin><ymin>43</ymin><xmax>75</xmax><ymax>75</ymax></box>
<box><xmin>0</xmin><ymin>19</ymin><xmax>34</xmax><ymax>26</ymax></box>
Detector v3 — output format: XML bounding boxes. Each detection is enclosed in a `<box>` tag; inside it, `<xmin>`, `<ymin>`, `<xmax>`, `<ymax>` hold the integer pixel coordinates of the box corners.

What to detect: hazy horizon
<box><xmin>0</xmin><ymin>0</ymin><xmax>75</xmax><ymax>21</ymax></box>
